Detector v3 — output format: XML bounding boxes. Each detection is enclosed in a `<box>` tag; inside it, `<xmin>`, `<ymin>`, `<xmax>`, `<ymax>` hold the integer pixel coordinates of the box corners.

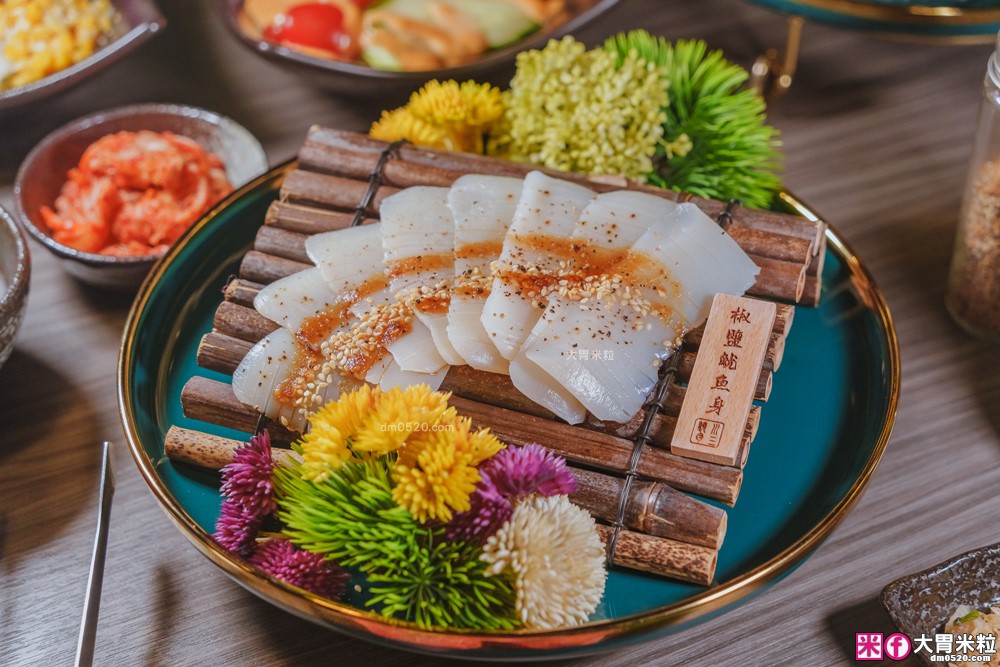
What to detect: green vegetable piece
<box><xmin>958</xmin><ymin>609</ymin><xmax>981</xmax><ymax>624</ymax></box>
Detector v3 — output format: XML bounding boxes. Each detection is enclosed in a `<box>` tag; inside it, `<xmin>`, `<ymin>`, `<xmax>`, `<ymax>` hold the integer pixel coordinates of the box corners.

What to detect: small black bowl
<box><xmin>0</xmin><ymin>205</ymin><xmax>30</xmax><ymax>373</ymax></box>
<box><xmin>216</xmin><ymin>0</ymin><xmax>623</xmax><ymax>97</ymax></box>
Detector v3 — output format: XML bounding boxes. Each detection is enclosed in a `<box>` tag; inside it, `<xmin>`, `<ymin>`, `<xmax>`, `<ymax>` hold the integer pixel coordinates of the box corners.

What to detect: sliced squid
<box><xmin>380</xmin><ymin>186</ymin><xmax>465</xmax><ymax>366</ymax></box>
<box><xmin>446</xmin><ymin>174</ymin><xmax>522</xmax><ymax>374</ymax></box>
<box><xmin>522</xmin><ymin>201</ymin><xmax>759</xmax><ymax>423</ymax></box>
<box><xmin>507</xmin><ymin>191</ymin><xmax>677</xmax><ymax>424</ymax></box>
<box><xmin>481</xmin><ymin>171</ymin><xmax>596</xmax><ymax>360</ymax></box>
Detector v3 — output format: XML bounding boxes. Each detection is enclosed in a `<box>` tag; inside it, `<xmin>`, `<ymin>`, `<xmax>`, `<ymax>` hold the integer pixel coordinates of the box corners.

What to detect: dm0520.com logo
<box><xmin>856</xmin><ymin>631</ymin><xmax>998</xmax><ymax>662</ymax></box>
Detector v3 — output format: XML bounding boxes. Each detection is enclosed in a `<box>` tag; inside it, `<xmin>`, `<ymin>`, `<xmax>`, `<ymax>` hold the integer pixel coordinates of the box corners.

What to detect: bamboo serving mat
<box><xmin>174</xmin><ymin>128</ymin><xmax>824</xmax><ymax>585</ymax></box>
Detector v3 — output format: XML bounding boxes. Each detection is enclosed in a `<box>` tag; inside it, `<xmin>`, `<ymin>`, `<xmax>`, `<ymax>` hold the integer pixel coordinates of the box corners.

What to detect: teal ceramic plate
<box><xmin>119</xmin><ymin>163</ymin><xmax>900</xmax><ymax>659</ymax></box>
<box><xmin>745</xmin><ymin>0</ymin><xmax>1000</xmax><ymax>42</ymax></box>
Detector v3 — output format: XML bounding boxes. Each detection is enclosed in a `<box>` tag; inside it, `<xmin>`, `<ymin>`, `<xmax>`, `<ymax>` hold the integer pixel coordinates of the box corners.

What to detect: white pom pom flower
<box><xmin>481</xmin><ymin>495</ymin><xmax>606</xmax><ymax>629</ymax></box>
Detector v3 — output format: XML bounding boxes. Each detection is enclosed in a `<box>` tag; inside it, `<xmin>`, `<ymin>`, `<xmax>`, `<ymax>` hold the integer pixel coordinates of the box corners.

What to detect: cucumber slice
<box><xmin>370</xmin><ymin>0</ymin><xmax>539</xmax><ymax>49</ymax></box>
<box><xmin>361</xmin><ymin>44</ymin><xmax>403</xmax><ymax>71</ymax></box>
<box><xmin>448</xmin><ymin>0</ymin><xmax>539</xmax><ymax>48</ymax></box>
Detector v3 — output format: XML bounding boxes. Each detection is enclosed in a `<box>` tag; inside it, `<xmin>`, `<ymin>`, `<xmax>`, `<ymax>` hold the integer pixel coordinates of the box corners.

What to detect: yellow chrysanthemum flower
<box><xmin>370</xmin><ymin>108</ymin><xmax>447</xmax><ymax>149</ymax></box>
<box><xmin>297</xmin><ymin>384</ymin><xmax>452</xmax><ymax>479</ymax></box>
<box><xmin>369</xmin><ymin>80</ymin><xmax>505</xmax><ymax>154</ymax></box>
<box><xmin>294</xmin><ymin>384</ymin><xmax>506</xmax><ymax>523</ymax></box>
<box><xmin>465</xmin><ymin>425</ymin><xmax>505</xmax><ymax>466</ymax></box>
<box><xmin>406</xmin><ymin>80</ymin><xmax>469</xmax><ymax>125</ymax></box>
<box><xmin>296</xmin><ymin>385</ymin><xmax>379</xmax><ymax>482</ymax></box>
<box><xmin>392</xmin><ymin>429</ymin><xmax>481</xmax><ymax>523</ymax></box>
<box><xmin>351</xmin><ymin>385</ymin><xmax>452</xmax><ymax>455</ymax></box>
<box><xmin>390</xmin><ymin>411</ymin><xmax>504</xmax><ymax>521</ymax></box>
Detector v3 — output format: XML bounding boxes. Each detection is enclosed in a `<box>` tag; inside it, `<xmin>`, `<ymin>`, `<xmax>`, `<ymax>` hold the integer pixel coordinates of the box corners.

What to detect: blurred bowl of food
<box><xmin>0</xmin><ymin>0</ymin><xmax>166</xmax><ymax>112</ymax></box>
<box><xmin>13</xmin><ymin>103</ymin><xmax>269</xmax><ymax>291</ymax></box>
<box><xmin>0</xmin><ymin>204</ymin><xmax>30</xmax><ymax>373</ymax></box>
<box><xmin>215</xmin><ymin>0</ymin><xmax>622</xmax><ymax>96</ymax></box>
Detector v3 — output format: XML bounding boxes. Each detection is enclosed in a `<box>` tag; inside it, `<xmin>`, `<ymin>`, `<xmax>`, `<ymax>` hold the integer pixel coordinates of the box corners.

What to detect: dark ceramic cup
<box><xmin>0</xmin><ymin>205</ymin><xmax>30</xmax><ymax>372</ymax></box>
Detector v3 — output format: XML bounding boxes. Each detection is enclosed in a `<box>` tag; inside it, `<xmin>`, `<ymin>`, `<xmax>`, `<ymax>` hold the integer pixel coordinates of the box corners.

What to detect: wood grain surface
<box><xmin>2</xmin><ymin>0</ymin><xmax>999</xmax><ymax>665</ymax></box>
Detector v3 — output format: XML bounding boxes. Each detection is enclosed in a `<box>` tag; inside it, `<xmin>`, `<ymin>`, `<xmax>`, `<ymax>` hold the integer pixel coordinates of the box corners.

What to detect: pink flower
<box><xmin>213</xmin><ymin>500</ymin><xmax>261</xmax><ymax>556</ymax></box>
<box><xmin>248</xmin><ymin>539</ymin><xmax>348</xmax><ymax>600</ymax></box>
<box><xmin>220</xmin><ymin>431</ymin><xmax>277</xmax><ymax>519</ymax></box>
<box><xmin>482</xmin><ymin>444</ymin><xmax>577</xmax><ymax>500</ymax></box>
<box><xmin>445</xmin><ymin>471</ymin><xmax>512</xmax><ymax>544</ymax></box>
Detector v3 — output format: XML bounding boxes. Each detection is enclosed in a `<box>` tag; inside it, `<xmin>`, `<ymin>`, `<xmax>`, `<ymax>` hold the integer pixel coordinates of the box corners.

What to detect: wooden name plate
<box><xmin>671</xmin><ymin>295</ymin><xmax>777</xmax><ymax>466</ymax></box>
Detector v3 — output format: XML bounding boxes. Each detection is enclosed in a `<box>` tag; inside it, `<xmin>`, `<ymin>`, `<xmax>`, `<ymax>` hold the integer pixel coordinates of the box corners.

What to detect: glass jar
<box><xmin>946</xmin><ymin>33</ymin><xmax>1000</xmax><ymax>340</ymax></box>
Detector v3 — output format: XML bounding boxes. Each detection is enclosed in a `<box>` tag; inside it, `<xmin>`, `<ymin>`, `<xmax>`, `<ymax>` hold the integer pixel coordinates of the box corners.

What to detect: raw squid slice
<box><xmin>572</xmin><ymin>190</ymin><xmax>677</xmax><ymax>252</ymax></box>
<box><xmin>305</xmin><ymin>224</ymin><xmax>386</xmax><ymax>297</ymax></box>
<box><xmin>381</xmin><ymin>187</ymin><xmax>464</xmax><ymax>365</ymax></box>
<box><xmin>523</xmin><ymin>201</ymin><xmax>759</xmax><ymax>423</ymax></box>
<box><xmin>364</xmin><ymin>286</ymin><xmax>448</xmax><ymax>380</ymax></box>
<box><xmin>372</xmin><ymin>355</ymin><xmax>448</xmax><ymax>392</ymax></box>
<box><xmin>507</xmin><ymin>345</ymin><xmax>588</xmax><ymax>424</ymax></box>
<box><xmin>481</xmin><ymin>171</ymin><xmax>596</xmax><ymax>360</ymax></box>
<box><xmin>506</xmin><ymin>191</ymin><xmax>678</xmax><ymax>423</ymax></box>
<box><xmin>521</xmin><ymin>308</ymin><xmax>676</xmax><ymax>424</ymax></box>
<box><xmin>629</xmin><ymin>203</ymin><xmax>760</xmax><ymax>324</ymax></box>
<box><xmin>232</xmin><ymin>328</ymin><xmax>349</xmax><ymax>433</ymax></box>
<box><xmin>446</xmin><ymin>175</ymin><xmax>522</xmax><ymax>374</ymax></box>
<box><xmin>307</xmin><ymin>222</ymin><xmax>448</xmax><ymax>376</ymax></box>
<box><xmin>254</xmin><ymin>268</ymin><xmax>342</xmax><ymax>331</ymax></box>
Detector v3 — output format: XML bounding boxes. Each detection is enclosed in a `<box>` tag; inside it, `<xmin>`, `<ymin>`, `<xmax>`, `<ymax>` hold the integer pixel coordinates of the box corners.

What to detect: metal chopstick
<box><xmin>75</xmin><ymin>441</ymin><xmax>116</xmax><ymax>667</ymax></box>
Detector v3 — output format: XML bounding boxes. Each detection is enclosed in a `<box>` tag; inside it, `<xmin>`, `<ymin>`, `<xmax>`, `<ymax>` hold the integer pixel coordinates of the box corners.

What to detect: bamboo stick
<box><xmin>803</xmin><ymin>275</ymin><xmax>821</xmax><ymax>306</ymax></box>
<box><xmin>726</xmin><ymin>226</ymin><xmax>811</xmax><ymax>265</ymax></box>
<box><xmin>223</xmin><ymin>279</ymin><xmax>264</xmax><ymax>309</ymax></box>
<box><xmin>265</xmin><ymin>200</ymin><xmax>373</xmax><ymax>235</ymax></box>
<box><xmin>197</xmin><ymin>331</ymin><xmax>252</xmax><ymax>375</ymax></box>
<box><xmin>165</xmin><ymin>425</ymin><xmax>300</xmax><ymax>469</ymax></box>
<box><xmin>164</xmin><ymin>425</ymin><xmax>718</xmax><ymax>583</ymax></box>
<box><xmin>240</xmin><ymin>250</ymin><xmax>310</xmax><ymax>285</ymax></box>
<box><xmin>180</xmin><ymin>376</ymin><xmax>743</xmax><ymax>504</ymax></box>
<box><xmin>282</xmin><ymin>169</ymin><xmax>399</xmax><ymax>213</ymax></box>
<box><xmin>595</xmin><ymin>524</ymin><xmax>716</xmax><ymax>585</ymax></box>
<box><xmin>569</xmin><ymin>467</ymin><xmax>726</xmax><ymax>549</ymax></box>
<box><xmin>447</xmin><ymin>395</ymin><xmax>742</xmax><ymax>505</ymax></box>
<box><xmin>181</xmin><ymin>376</ymin><xmax>299</xmax><ymax>443</ymax></box>
<box><xmin>254</xmin><ymin>226</ymin><xmax>312</xmax><ymax>264</ymax></box>
<box><xmin>213</xmin><ymin>301</ymin><xmax>275</xmax><ymax>346</ymax></box>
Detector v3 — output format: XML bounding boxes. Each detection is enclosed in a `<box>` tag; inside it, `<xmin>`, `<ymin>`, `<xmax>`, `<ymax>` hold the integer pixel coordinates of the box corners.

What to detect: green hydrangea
<box><xmin>490</xmin><ymin>36</ymin><xmax>669</xmax><ymax>181</ymax></box>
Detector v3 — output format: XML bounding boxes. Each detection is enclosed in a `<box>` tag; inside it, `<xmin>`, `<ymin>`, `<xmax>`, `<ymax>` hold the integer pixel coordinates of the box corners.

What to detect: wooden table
<box><xmin>2</xmin><ymin>1</ymin><xmax>998</xmax><ymax>664</ymax></box>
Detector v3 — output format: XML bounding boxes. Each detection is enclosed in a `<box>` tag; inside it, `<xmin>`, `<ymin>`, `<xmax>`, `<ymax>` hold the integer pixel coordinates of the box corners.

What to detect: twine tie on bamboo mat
<box><xmin>352</xmin><ymin>140</ymin><xmax>407</xmax><ymax>227</ymax></box>
<box><xmin>605</xmin><ymin>201</ymin><xmax>741</xmax><ymax>565</ymax></box>
<box><xmin>716</xmin><ymin>199</ymin><xmax>741</xmax><ymax>231</ymax></box>
<box><xmin>606</xmin><ymin>354</ymin><xmax>682</xmax><ymax>566</ymax></box>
